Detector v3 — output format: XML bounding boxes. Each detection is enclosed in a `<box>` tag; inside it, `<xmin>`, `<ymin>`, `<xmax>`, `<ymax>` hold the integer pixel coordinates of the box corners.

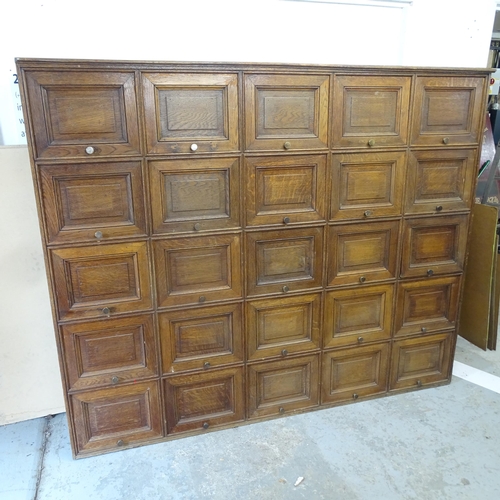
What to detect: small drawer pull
<box><xmin>102</xmin><ymin>307</ymin><xmax>111</xmax><ymax>317</ymax></box>
<box><xmin>203</xmin><ymin>361</ymin><xmax>211</xmax><ymax>369</ymax></box>
<box><xmin>94</xmin><ymin>231</ymin><xmax>103</xmax><ymax>240</ymax></box>
<box><xmin>199</xmin><ymin>296</ymin><xmax>206</xmax><ymax>303</ymax></box>
<box><xmin>190</xmin><ymin>143</ymin><xmax>198</xmax><ymax>152</ymax></box>
<box><xmin>357</xmin><ymin>336</ymin><xmax>364</xmax><ymax>343</ymax></box>
<box><xmin>85</xmin><ymin>146</ymin><xmax>95</xmax><ymax>155</ymax></box>
<box><xmin>279</xmin><ymin>407</ymin><xmax>285</xmax><ymax>414</ymax></box>
<box><xmin>281</xmin><ymin>349</ymin><xmax>288</xmax><ymax>357</ymax></box>
<box><xmin>282</xmin><ymin>285</ymin><xmax>290</xmax><ymax>293</ymax></box>
<box><xmin>193</xmin><ymin>223</ymin><xmax>201</xmax><ymax>231</ymax></box>
<box><xmin>353</xmin><ymin>393</ymin><xmax>359</xmax><ymax>400</ymax></box>
<box><xmin>421</xmin><ymin>327</ymin><xmax>427</xmax><ymax>333</ymax></box>
<box><xmin>283</xmin><ymin>141</ymin><xmax>291</xmax><ymax>150</ymax></box>
<box><xmin>363</xmin><ymin>210</ymin><xmax>372</xmax><ymax>217</ymax></box>
<box><xmin>416</xmin><ymin>380</ymin><xmax>422</xmax><ymax>387</ymax></box>
<box><xmin>436</xmin><ymin>205</ymin><xmax>443</xmax><ymax>212</ymax></box>
<box><xmin>359</xmin><ymin>276</ymin><xmax>366</xmax><ymax>283</ymax></box>
<box><xmin>367</xmin><ymin>139</ymin><xmax>375</xmax><ymax>147</ymax></box>
<box><xmin>117</xmin><ymin>439</ymin><xmax>124</xmax><ymax>447</ymax></box>
<box><xmin>426</xmin><ymin>269</ymin><xmax>434</xmax><ymax>277</ymax></box>
<box><xmin>442</xmin><ymin>137</ymin><xmax>449</xmax><ymax>145</ymax></box>
<box><xmin>283</xmin><ymin>216</ymin><xmax>290</xmax><ymax>225</ymax></box>
<box><xmin>202</xmin><ymin>422</ymin><xmax>209</xmax><ymax>429</ymax></box>
<box><xmin>111</xmin><ymin>376</ymin><xmax>119</xmax><ymax>385</ymax></box>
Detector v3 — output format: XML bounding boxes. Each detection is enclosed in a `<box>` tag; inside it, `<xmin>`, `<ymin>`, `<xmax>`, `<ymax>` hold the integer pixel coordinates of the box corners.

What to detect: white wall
<box><xmin>0</xmin><ymin>0</ymin><xmax>496</xmax><ymax>424</ymax></box>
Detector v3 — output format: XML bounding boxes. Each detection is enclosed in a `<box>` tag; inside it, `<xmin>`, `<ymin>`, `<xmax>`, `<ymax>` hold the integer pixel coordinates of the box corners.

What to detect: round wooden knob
<box><xmin>117</xmin><ymin>439</ymin><xmax>124</xmax><ymax>446</ymax></box>
<box><xmin>357</xmin><ymin>337</ymin><xmax>364</xmax><ymax>343</ymax></box>
<box><xmin>367</xmin><ymin>139</ymin><xmax>375</xmax><ymax>147</ymax></box>
<box><xmin>203</xmin><ymin>361</ymin><xmax>211</xmax><ymax>369</ymax></box>
<box><xmin>427</xmin><ymin>269</ymin><xmax>434</xmax><ymax>277</ymax></box>
<box><xmin>282</xmin><ymin>285</ymin><xmax>289</xmax><ymax>293</ymax></box>
<box><xmin>199</xmin><ymin>296</ymin><xmax>206</xmax><ymax>303</ymax></box>
<box><xmin>281</xmin><ymin>349</ymin><xmax>288</xmax><ymax>356</ymax></box>
<box><xmin>353</xmin><ymin>393</ymin><xmax>359</xmax><ymax>400</ymax></box>
<box><xmin>436</xmin><ymin>205</ymin><xmax>443</xmax><ymax>212</ymax></box>
<box><xmin>279</xmin><ymin>407</ymin><xmax>285</xmax><ymax>414</ymax></box>
<box><xmin>111</xmin><ymin>376</ymin><xmax>119</xmax><ymax>385</ymax></box>
<box><xmin>194</xmin><ymin>223</ymin><xmax>201</xmax><ymax>231</ymax></box>
<box><xmin>283</xmin><ymin>216</ymin><xmax>290</xmax><ymax>224</ymax></box>
<box><xmin>359</xmin><ymin>276</ymin><xmax>366</xmax><ymax>283</ymax></box>
<box><xmin>202</xmin><ymin>422</ymin><xmax>209</xmax><ymax>429</ymax></box>
<box><xmin>442</xmin><ymin>137</ymin><xmax>449</xmax><ymax>145</ymax></box>
<box><xmin>283</xmin><ymin>141</ymin><xmax>291</xmax><ymax>150</ymax></box>
<box><xmin>421</xmin><ymin>327</ymin><xmax>427</xmax><ymax>333</ymax></box>
<box><xmin>363</xmin><ymin>210</ymin><xmax>372</xmax><ymax>217</ymax></box>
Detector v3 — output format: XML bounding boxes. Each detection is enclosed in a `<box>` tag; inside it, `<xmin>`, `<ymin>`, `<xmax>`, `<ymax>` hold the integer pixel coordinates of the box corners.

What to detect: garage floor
<box><xmin>1</xmin><ymin>336</ymin><xmax>500</xmax><ymax>500</ymax></box>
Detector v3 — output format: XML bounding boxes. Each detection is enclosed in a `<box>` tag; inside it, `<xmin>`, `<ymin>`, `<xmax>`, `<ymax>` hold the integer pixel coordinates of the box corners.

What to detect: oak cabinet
<box><xmin>17</xmin><ymin>58</ymin><xmax>488</xmax><ymax>457</ymax></box>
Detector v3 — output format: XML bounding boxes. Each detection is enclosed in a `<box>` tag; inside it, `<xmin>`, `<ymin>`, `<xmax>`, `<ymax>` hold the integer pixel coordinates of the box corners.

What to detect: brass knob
<box><xmin>203</xmin><ymin>361</ymin><xmax>211</xmax><ymax>369</ymax></box>
<box><xmin>367</xmin><ymin>139</ymin><xmax>375</xmax><ymax>147</ymax></box>
<box><xmin>94</xmin><ymin>231</ymin><xmax>103</xmax><ymax>240</ymax></box>
<box><xmin>190</xmin><ymin>143</ymin><xmax>198</xmax><ymax>152</ymax></box>
<box><xmin>85</xmin><ymin>146</ymin><xmax>95</xmax><ymax>155</ymax></box>
<box><xmin>194</xmin><ymin>223</ymin><xmax>201</xmax><ymax>231</ymax></box>
<box><xmin>357</xmin><ymin>336</ymin><xmax>364</xmax><ymax>343</ymax></box>
<box><xmin>363</xmin><ymin>210</ymin><xmax>372</xmax><ymax>217</ymax></box>
<box><xmin>359</xmin><ymin>276</ymin><xmax>366</xmax><ymax>283</ymax></box>
<box><xmin>117</xmin><ymin>439</ymin><xmax>124</xmax><ymax>447</ymax></box>
<box><xmin>353</xmin><ymin>393</ymin><xmax>359</xmax><ymax>400</ymax></box>
<box><xmin>282</xmin><ymin>285</ymin><xmax>289</xmax><ymax>293</ymax></box>
<box><xmin>427</xmin><ymin>269</ymin><xmax>434</xmax><ymax>277</ymax></box>
<box><xmin>283</xmin><ymin>217</ymin><xmax>290</xmax><ymax>225</ymax></box>
<box><xmin>111</xmin><ymin>376</ymin><xmax>119</xmax><ymax>385</ymax></box>
<box><xmin>199</xmin><ymin>296</ymin><xmax>206</xmax><ymax>303</ymax></box>
<box><xmin>416</xmin><ymin>380</ymin><xmax>422</xmax><ymax>387</ymax></box>
<box><xmin>281</xmin><ymin>349</ymin><xmax>288</xmax><ymax>357</ymax></box>
<box><xmin>202</xmin><ymin>422</ymin><xmax>209</xmax><ymax>429</ymax></box>
<box><xmin>421</xmin><ymin>327</ymin><xmax>427</xmax><ymax>333</ymax></box>
<box><xmin>279</xmin><ymin>407</ymin><xmax>285</xmax><ymax>414</ymax></box>
<box><xmin>436</xmin><ymin>205</ymin><xmax>443</xmax><ymax>212</ymax></box>
<box><xmin>442</xmin><ymin>137</ymin><xmax>449</xmax><ymax>145</ymax></box>
<box><xmin>102</xmin><ymin>307</ymin><xmax>111</xmax><ymax>317</ymax></box>
<box><xmin>283</xmin><ymin>141</ymin><xmax>291</xmax><ymax>150</ymax></box>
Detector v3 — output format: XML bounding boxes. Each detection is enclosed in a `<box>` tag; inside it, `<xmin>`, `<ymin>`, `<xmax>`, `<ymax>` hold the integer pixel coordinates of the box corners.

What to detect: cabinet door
<box><xmin>70</xmin><ymin>381</ymin><xmax>162</xmax><ymax>456</ymax></box>
<box><xmin>247</xmin><ymin>354</ymin><xmax>319</xmax><ymax>419</ymax></box>
<box><xmin>321</xmin><ymin>343</ymin><xmax>389</xmax><ymax>404</ymax></box>
<box><xmin>164</xmin><ymin>367</ymin><xmax>244</xmax><ymax>434</ymax></box>
<box><xmin>142</xmin><ymin>73</ymin><xmax>239</xmax><ymax>154</ymax></box>
<box><xmin>245</xmin><ymin>154</ymin><xmax>327</xmax><ymax>227</ymax></box>
<box><xmin>51</xmin><ymin>241</ymin><xmax>152</xmax><ymax>322</ymax></box>
<box><xmin>246</xmin><ymin>227</ymin><xmax>324</xmax><ymax>297</ymax></box>
<box><xmin>23</xmin><ymin>70</ymin><xmax>141</xmax><ymax>158</ymax></box>
<box><xmin>331</xmin><ymin>151</ymin><xmax>405</xmax><ymax>220</ymax></box>
<box><xmin>246</xmin><ymin>293</ymin><xmax>321</xmax><ymax>360</ymax></box>
<box><xmin>244</xmin><ymin>73</ymin><xmax>329</xmax><ymax>151</ymax></box>
<box><xmin>410</xmin><ymin>76</ymin><xmax>486</xmax><ymax>146</ymax></box>
<box><xmin>159</xmin><ymin>302</ymin><xmax>243</xmax><ymax>373</ymax></box>
<box><xmin>154</xmin><ymin>233</ymin><xmax>242</xmax><ymax>308</ymax></box>
<box><xmin>400</xmin><ymin>215</ymin><xmax>468</xmax><ymax>279</ymax></box>
<box><xmin>404</xmin><ymin>149</ymin><xmax>476</xmax><ymax>215</ymax></box>
<box><xmin>390</xmin><ymin>332</ymin><xmax>453</xmax><ymax>391</ymax></box>
<box><xmin>327</xmin><ymin>220</ymin><xmax>400</xmax><ymax>287</ymax></box>
<box><xmin>394</xmin><ymin>276</ymin><xmax>460</xmax><ymax>337</ymax></box>
<box><xmin>332</xmin><ymin>75</ymin><xmax>411</xmax><ymax>148</ymax></box>
<box><xmin>149</xmin><ymin>157</ymin><xmax>240</xmax><ymax>234</ymax></box>
<box><xmin>39</xmin><ymin>161</ymin><xmax>147</xmax><ymax>245</ymax></box>
<box><xmin>62</xmin><ymin>314</ymin><xmax>157</xmax><ymax>392</ymax></box>
<box><xmin>324</xmin><ymin>284</ymin><xmax>394</xmax><ymax>348</ymax></box>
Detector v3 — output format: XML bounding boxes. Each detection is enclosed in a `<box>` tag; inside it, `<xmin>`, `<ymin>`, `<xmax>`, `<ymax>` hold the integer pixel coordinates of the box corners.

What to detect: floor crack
<box><xmin>33</xmin><ymin>415</ymin><xmax>52</xmax><ymax>500</ymax></box>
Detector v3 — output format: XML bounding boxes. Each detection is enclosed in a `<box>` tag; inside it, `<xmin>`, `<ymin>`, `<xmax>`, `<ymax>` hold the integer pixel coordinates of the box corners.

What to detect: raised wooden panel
<box><xmin>395</xmin><ymin>276</ymin><xmax>460</xmax><ymax>337</ymax></box>
<box><xmin>390</xmin><ymin>332</ymin><xmax>453</xmax><ymax>391</ymax></box>
<box><xmin>24</xmin><ymin>71</ymin><xmax>141</xmax><ymax>158</ymax></box>
<box><xmin>405</xmin><ymin>149</ymin><xmax>476</xmax><ymax>215</ymax></box>
<box><xmin>159</xmin><ymin>302</ymin><xmax>243</xmax><ymax>373</ymax></box>
<box><xmin>331</xmin><ymin>151</ymin><xmax>405</xmax><ymax>220</ymax></box>
<box><xmin>321</xmin><ymin>343</ymin><xmax>389</xmax><ymax>404</ymax></box>
<box><xmin>70</xmin><ymin>381</ymin><xmax>162</xmax><ymax>455</ymax></box>
<box><xmin>246</xmin><ymin>293</ymin><xmax>321</xmax><ymax>360</ymax></box>
<box><xmin>51</xmin><ymin>242</ymin><xmax>152</xmax><ymax>321</ymax></box>
<box><xmin>149</xmin><ymin>157</ymin><xmax>240</xmax><ymax>234</ymax></box>
<box><xmin>324</xmin><ymin>284</ymin><xmax>394</xmax><ymax>348</ymax></box>
<box><xmin>244</xmin><ymin>74</ymin><xmax>329</xmax><ymax>151</ymax></box>
<box><xmin>327</xmin><ymin>220</ymin><xmax>400</xmax><ymax>286</ymax></box>
<box><xmin>142</xmin><ymin>73</ymin><xmax>239</xmax><ymax>154</ymax></box>
<box><xmin>410</xmin><ymin>76</ymin><xmax>485</xmax><ymax>146</ymax></box>
<box><xmin>332</xmin><ymin>75</ymin><xmax>411</xmax><ymax>148</ymax></box>
<box><xmin>62</xmin><ymin>314</ymin><xmax>157</xmax><ymax>392</ymax></box>
<box><xmin>246</xmin><ymin>227</ymin><xmax>324</xmax><ymax>296</ymax></box>
<box><xmin>401</xmin><ymin>215</ymin><xmax>468</xmax><ymax>278</ymax></box>
<box><xmin>245</xmin><ymin>154</ymin><xmax>327</xmax><ymax>226</ymax></box>
<box><xmin>154</xmin><ymin>233</ymin><xmax>242</xmax><ymax>308</ymax></box>
<box><xmin>247</xmin><ymin>354</ymin><xmax>319</xmax><ymax>418</ymax></box>
<box><xmin>164</xmin><ymin>367</ymin><xmax>244</xmax><ymax>434</ymax></box>
<box><xmin>39</xmin><ymin>161</ymin><xmax>147</xmax><ymax>244</ymax></box>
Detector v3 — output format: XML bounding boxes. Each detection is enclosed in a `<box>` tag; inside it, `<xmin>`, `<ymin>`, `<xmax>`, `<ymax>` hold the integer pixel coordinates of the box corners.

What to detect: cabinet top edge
<box><xmin>14</xmin><ymin>57</ymin><xmax>494</xmax><ymax>75</ymax></box>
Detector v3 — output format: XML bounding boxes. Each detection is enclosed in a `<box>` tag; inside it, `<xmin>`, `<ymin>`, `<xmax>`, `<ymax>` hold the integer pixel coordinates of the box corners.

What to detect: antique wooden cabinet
<box><xmin>16</xmin><ymin>58</ymin><xmax>490</xmax><ymax>458</ymax></box>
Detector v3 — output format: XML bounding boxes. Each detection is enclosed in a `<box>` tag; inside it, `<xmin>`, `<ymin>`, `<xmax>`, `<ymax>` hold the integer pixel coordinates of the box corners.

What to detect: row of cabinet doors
<box><xmin>23</xmin><ymin>70</ymin><xmax>486</xmax><ymax>159</ymax></box>
<box><xmin>69</xmin><ymin>331</ymin><xmax>453</xmax><ymax>455</ymax></box>
<box><xmin>38</xmin><ymin>150</ymin><xmax>476</xmax><ymax>245</ymax></box>
<box><xmin>61</xmin><ymin>278</ymin><xmax>459</xmax><ymax>393</ymax></box>
<box><xmin>50</xmin><ymin>218</ymin><xmax>466</xmax><ymax>321</ymax></box>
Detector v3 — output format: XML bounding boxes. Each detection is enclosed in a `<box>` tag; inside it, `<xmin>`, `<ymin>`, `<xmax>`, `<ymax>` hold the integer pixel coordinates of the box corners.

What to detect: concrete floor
<box><xmin>1</xmin><ymin>336</ymin><xmax>500</xmax><ymax>500</ymax></box>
